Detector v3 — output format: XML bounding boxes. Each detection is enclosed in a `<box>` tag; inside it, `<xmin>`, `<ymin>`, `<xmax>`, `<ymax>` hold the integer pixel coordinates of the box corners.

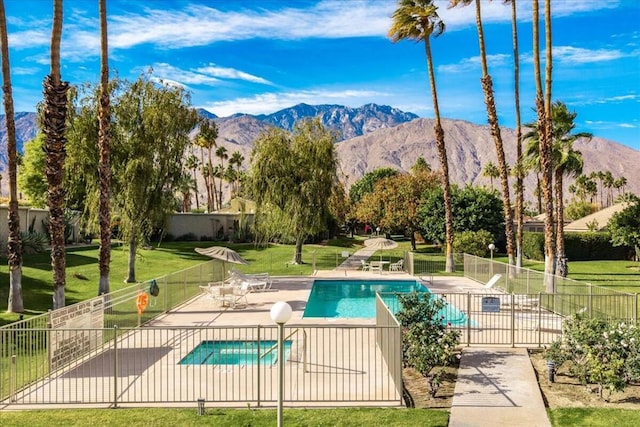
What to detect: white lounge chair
<box><xmin>229</xmin><ymin>269</ymin><xmax>271</xmax><ymax>292</ymax></box>
<box><xmin>484</xmin><ymin>274</ymin><xmax>502</xmax><ymax>289</ymax></box>
<box><xmin>360</xmin><ymin>260</ymin><xmax>371</xmax><ymax>271</ymax></box>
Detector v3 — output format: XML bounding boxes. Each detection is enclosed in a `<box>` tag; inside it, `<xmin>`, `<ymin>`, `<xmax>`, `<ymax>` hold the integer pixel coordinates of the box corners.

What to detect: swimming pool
<box><xmin>179</xmin><ymin>340</ymin><xmax>292</xmax><ymax>365</ymax></box>
<box><xmin>303</xmin><ymin>279</ymin><xmax>426</xmax><ymax>318</ymax></box>
<box><xmin>303</xmin><ymin>279</ymin><xmax>468</xmax><ymax>325</ymax></box>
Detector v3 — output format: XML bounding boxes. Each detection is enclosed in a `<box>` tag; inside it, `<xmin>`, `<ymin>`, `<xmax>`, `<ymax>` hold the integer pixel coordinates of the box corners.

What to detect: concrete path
<box><xmin>449</xmin><ymin>347</ymin><xmax>551</xmax><ymax>427</ymax></box>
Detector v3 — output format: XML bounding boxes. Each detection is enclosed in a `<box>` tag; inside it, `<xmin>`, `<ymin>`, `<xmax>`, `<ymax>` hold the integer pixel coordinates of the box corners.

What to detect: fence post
<box><xmin>10</xmin><ymin>354</ymin><xmax>16</xmax><ymax>402</ymax></box>
<box><xmin>113</xmin><ymin>325</ymin><xmax>119</xmax><ymax>408</ymax></box>
<box><xmin>257</xmin><ymin>325</ymin><xmax>261</xmax><ymax>407</ymax></box>
<box><xmin>466</xmin><ymin>293</ymin><xmax>471</xmax><ymax>346</ymax></box>
<box><xmin>510</xmin><ymin>294</ymin><xmax>515</xmax><ymax>348</ymax></box>
<box><xmin>537</xmin><ymin>293</ymin><xmax>542</xmax><ymax>347</ymax></box>
<box><xmin>588</xmin><ymin>285</ymin><xmax>593</xmax><ymax>318</ymax></box>
<box><xmin>635</xmin><ymin>294</ymin><xmax>638</xmax><ymax>324</ymax></box>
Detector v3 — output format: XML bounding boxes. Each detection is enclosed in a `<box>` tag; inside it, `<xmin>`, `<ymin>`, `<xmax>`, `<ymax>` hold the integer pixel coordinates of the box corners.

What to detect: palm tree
<box><xmin>532</xmin><ymin>0</ymin><xmax>555</xmax><ymax>292</ymax></box>
<box><xmin>603</xmin><ymin>171</ymin><xmax>614</xmax><ymax>207</ymax></box>
<box><xmin>97</xmin><ymin>0</ymin><xmax>111</xmax><ymax>296</ymax></box>
<box><xmin>42</xmin><ymin>0</ymin><xmax>69</xmax><ymax>309</ymax></box>
<box><xmin>228</xmin><ymin>150</ymin><xmax>245</xmax><ymax>197</ymax></box>
<box><xmin>389</xmin><ymin>0</ymin><xmax>455</xmax><ymax>272</ymax></box>
<box><xmin>482</xmin><ymin>161</ymin><xmax>500</xmax><ymax>189</ymax></box>
<box><xmin>185</xmin><ymin>154</ymin><xmax>200</xmax><ymax>209</ymax></box>
<box><xmin>0</xmin><ymin>0</ymin><xmax>24</xmax><ymax>313</ymax></box>
<box><xmin>195</xmin><ymin>119</ymin><xmax>218</xmax><ymax>211</ymax></box>
<box><xmin>551</xmin><ymin>102</ymin><xmax>591</xmax><ymax>276</ymax></box>
<box><xmin>450</xmin><ymin>0</ymin><xmax>515</xmax><ymax>269</ymax></box>
<box><xmin>526</xmin><ymin>101</ymin><xmax>591</xmax><ymax>277</ymax></box>
<box><xmin>505</xmin><ymin>0</ymin><xmax>524</xmax><ymax>268</ymax></box>
<box><xmin>614</xmin><ymin>176</ymin><xmax>627</xmax><ymax>199</ymax></box>
<box><xmin>215</xmin><ymin>146</ymin><xmax>228</xmax><ymax>208</ymax></box>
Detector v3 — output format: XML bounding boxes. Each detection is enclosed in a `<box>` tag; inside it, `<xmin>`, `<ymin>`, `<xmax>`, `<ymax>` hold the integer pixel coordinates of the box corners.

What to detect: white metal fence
<box><xmin>1</xmin><ymin>324</ymin><xmax>402</xmax><ymax>407</ymax></box>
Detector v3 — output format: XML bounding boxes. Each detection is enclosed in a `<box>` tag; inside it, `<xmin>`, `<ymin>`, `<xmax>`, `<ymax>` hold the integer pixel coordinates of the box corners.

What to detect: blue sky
<box><xmin>4</xmin><ymin>0</ymin><xmax>639</xmax><ymax>149</ymax></box>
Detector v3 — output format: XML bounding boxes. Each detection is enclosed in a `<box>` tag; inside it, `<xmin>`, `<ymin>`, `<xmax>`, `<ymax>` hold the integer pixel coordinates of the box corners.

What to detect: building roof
<box><xmin>564</xmin><ymin>202</ymin><xmax>629</xmax><ymax>232</ymax></box>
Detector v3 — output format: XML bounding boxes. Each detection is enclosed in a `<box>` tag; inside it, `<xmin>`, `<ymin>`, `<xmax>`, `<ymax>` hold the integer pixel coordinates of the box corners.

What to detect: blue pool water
<box><xmin>303</xmin><ymin>279</ymin><xmax>468</xmax><ymax>325</ymax></box>
<box><xmin>179</xmin><ymin>340</ymin><xmax>292</xmax><ymax>365</ymax></box>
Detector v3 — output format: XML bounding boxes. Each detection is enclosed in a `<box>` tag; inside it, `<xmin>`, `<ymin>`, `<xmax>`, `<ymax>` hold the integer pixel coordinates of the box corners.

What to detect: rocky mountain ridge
<box><xmin>1</xmin><ymin>104</ymin><xmax>638</xmax><ymax>206</ymax></box>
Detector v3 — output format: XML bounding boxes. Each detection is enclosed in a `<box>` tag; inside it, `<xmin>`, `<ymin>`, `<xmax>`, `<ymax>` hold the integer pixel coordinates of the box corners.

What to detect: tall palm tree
<box><xmin>532</xmin><ymin>0</ymin><xmax>555</xmax><ymax>292</ymax></box>
<box><xmin>389</xmin><ymin>0</ymin><xmax>455</xmax><ymax>272</ymax></box>
<box><xmin>0</xmin><ymin>0</ymin><xmax>24</xmax><ymax>313</ymax></box>
<box><xmin>215</xmin><ymin>145</ymin><xmax>228</xmax><ymax>208</ymax></box>
<box><xmin>550</xmin><ymin>102</ymin><xmax>591</xmax><ymax>277</ymax></box>
<box><xmin>505</xmin><ymin>0</ymin><xmax>524</xmax><ymax>268</ymax></box>
<box><xmin>195</xmin><ymin>119</ymin><xmax>218</xmax><ymax>212</ymax></box>
<box><xmin>482</xmin><ymin>161</ymin><xmax>500</xmax><ymax>190</ymax></box>
<box><xmin>43</xmin><ymin>0</ymin><xmax>69</xmax><ymax>309</ymax></box>
<box><xmin>228</xmin><ymin>150</ymin><xmax>245</xmax><ymax>197</ymax></box>
<box><xmin>185</xmin><ymin>154</ymin><xmax>200</xmax><ymax>209</ymax></box>
<box><xmin>97</xmin><ymin>0</ymin><xmax>111</xmax><ymax>296</ymax></box>
<box><xmin>603</xmin><ymin>171</ymin><xmax>614</xmax><ymax>207</ymax></box>
<box><xmin>449</xmin><ymin>0</ymin><xmax>516</xmax><ymax>268</ymax></box>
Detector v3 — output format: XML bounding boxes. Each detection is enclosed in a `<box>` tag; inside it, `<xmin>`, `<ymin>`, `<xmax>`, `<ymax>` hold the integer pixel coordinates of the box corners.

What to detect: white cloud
<box><xmin>553</xmin><ymin>46</ymin><xmax>626</xmax><ymax>64</ymax></box>
<box><xmin>438</xmin><ymin>53</ymin><xmax>511</xmax><ymax>74</ymax></box>
<box><xmin>202</xmin><ymin>88</ymin><xmax>385</xmax><ymax>116</ymax></box>
<box><xmin>195</xmin><ymin>64</ymin><xmax>271</xmax><ymax>85</ymax></box>
<box><xmin>12</xmin><ymin>67</ymin><xmax>40</xmax><ymax>76</ymax></box>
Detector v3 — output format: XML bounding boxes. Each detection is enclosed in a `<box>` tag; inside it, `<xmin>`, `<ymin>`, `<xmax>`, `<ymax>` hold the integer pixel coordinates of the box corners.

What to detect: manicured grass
<box><xmin>0</xmin><ymin>239</ymin><xmax>368</xmax><ymax>326</ymax></box>
<box><xmin>549</xmin><ymin>408</ymin><xmax>640</xmax><ymax>427</ymax></box>
<box><xmin>0</xmin><ymin>407</ymin><xmax>449</xmax><ymax>427</ymax></box>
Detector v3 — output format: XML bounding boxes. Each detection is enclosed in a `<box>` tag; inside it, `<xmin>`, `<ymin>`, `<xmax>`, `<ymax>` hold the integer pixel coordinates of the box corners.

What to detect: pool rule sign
<box><xmin>482</xmin><ymin>296</ymin><xmax>501</xmax><ymax>312</ymax></box>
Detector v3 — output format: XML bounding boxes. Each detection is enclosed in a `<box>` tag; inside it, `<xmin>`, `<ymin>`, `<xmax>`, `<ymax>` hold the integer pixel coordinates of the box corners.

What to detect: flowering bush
<box><xmin>546</xmin><ymin>313</ymin><xmax>640</xmax><ymax>400</ymax></box>
<box><xmin>396</xmin><ymin>292</ymin><xmax>461</xmax><ymax>396</ymax></box>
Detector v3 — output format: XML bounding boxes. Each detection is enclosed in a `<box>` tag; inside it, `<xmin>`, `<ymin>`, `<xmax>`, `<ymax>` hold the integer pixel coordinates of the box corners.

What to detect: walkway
<box><xmin>338</xmin><ymin>248</ymin><xmax>552</xmax><ymax>427</ymax></box>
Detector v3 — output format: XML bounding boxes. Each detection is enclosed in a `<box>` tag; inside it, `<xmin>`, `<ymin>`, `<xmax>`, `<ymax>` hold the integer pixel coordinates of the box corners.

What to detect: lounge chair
<box><xmin>229</xmin><ymin>269</ymin><xmax>271</xmax><ymax>292</ymax></box>
<box><xmin>389</xmin><ymin>259</ymin><xmax>404</xmax><ymax>272</ymax></box>
<box><xmin>484</xmin><ymin>274</ymin><xmax>502</xmax><ymax>289</ymax></box>
<box><xmin>360</xmin><ymin>260</ymin><xmax>371</xmax><ymax>271</ymax></box>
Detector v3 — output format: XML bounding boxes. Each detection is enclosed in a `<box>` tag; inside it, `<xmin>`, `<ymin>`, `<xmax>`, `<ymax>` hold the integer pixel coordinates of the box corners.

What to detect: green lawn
<box><xmin>0</xmin><ymin>407</ymin><xmax>450</xmax><ymax>427</ymax></box>
<box><xmin>0</xmin><ymin>239</ymin><xmax>367</xmax><ymax>326</ymax></box>
<box><xmin>549</xmin><ymin>408</ymin><xmax>640</xmax><ymax>427</ymax></box>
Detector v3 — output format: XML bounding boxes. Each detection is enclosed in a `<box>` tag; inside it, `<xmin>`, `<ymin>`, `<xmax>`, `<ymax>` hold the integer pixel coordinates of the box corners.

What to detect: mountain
<box><xmin>333</xmin><ymin>118</ymin><xmax>640</xmax><ymax>203</ymax></box>
<box><xmin>254</xmin><ymin>103</ymin><xmax>419</xmax><ymax>140</ymax></box>
<box><xmin>0</xmin><ymin>112</ymin><xmax>38</xmax><ymax>166</ymax></box>
<box><xmin>1</xmin><ymin>104</ymin><xmax>639</xmax><ymax>206</ymax></box>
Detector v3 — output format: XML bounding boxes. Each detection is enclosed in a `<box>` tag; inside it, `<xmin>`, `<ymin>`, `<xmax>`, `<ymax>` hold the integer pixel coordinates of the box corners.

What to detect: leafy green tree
<box><xmin>396</xmin><ymin>292</ymin><xmax>460</xmax><ymax>397</ymax></box>
<box><xmin>1</xmin><ymin>0</ymin><xmax>24</xmax><ymax>313</ymax></box>
<box><xmin>564</xmin><ymin>200</ymin><xmax>596</xmax><ymax>221</ymax></box>
<box><xmin>419</xmin><ymin>185</ymin><xmax>504</xmax><ymax>245</ymax></box>
<box><xmin>389</xmin><ymin>0</ymin><xmax>456</xmax><ymax>272</ymax></box>
<box><xmin>608</xmin><ymin>196</ymin><xmax>640</xmax><ymax>261</ymax></box>
<box><xmin>247</xmin><ymin>118</ymin><xmax>339</xmax><ymax>264</ymax></box>
<box><xmin>354</xmin><ymin>170</ymin><xmax>439</xmax><ymax>250</ymax></box>
<box><xmin>348</xmin><ymin>167</ymin><xmax>398</xmax><ymax>204</ymax></box>
<box><xmin>66</xmin><ymin>74</ymin><xmax>199</xmax><ymax>283</ymax></box>
<box><xmin>18</xmin><ymin>134</ymin><xmax>48</xmax><ymax>207</ymax></box>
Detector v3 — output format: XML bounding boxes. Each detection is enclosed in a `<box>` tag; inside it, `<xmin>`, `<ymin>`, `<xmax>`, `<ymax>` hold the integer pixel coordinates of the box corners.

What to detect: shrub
<box><xmin>176</xmin><ymin>232</ymin><xmax>198</xmax><ymax>242</ymax></box>
<box><xmin>522</xmin><ymin>232</ymin><xmax>544</xmax><ymax>260</ymax></box>
<box><xmin>20</xmin><ymin>231</ymin><xmax>49</xmax><ymax>255</ymax></box>
<box><xmin>546</xmin><ymin>314</ymin><xmax>640</xmax><ymax>400</ymax></box>
<box><xmin>453</xmin><ymin>230</ymin><xmax>493</xmax><ymax>257</ymax></box>
<box><xmin>396</xmin><ymin>292</ymin><xmax>460</xmax><ymax>396</ymax></box>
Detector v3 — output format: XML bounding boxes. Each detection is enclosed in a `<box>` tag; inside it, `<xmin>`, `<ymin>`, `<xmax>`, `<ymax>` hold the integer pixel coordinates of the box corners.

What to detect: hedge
<box><xmin>523</xmin><ymin>232</ymin><xmax>632</xmax><ymax>261</ymax></box>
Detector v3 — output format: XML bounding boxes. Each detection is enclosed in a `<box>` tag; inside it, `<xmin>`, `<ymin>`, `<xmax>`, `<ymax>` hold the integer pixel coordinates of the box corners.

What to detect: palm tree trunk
<box><xmin>294</xmin><ymin>237</ymin><xmax>304</xmax><ymax>264</ymax></box>
<box><xmin>126</xmin><ymin>240</ymin><xmax>137</xmax><ymax>283</ymax></box>
<box><xmin>44</xmin><ymin>0</ymin><xmax>69</xmax><ymax>309</ymax></box>
<box><xmin>555</xmin><ymin>171</ymin><xmax>568</xmax><ymax>277</ymax></box>
<box><xmin>97</xmin><ymin>0</ymin><xmax>111</xmax><ymax>296</ymax></box>
<box><xmin>425</xmin><ymin>37</ymin><xmax>455</xmax><ymax>272</ymax></box>
<box><xmin>473</xmin><ymin>0</ymin><xmax>515</xmax><ymax>269</ymax></box>
<box><xmin>192</xmin><ymin>167</ymin><xmax>200</xmax><ymax>209</ymax></box>
<box><xmin>0</xmin><ymin>0</ymin><xmax>24</xmax><ymax>313</ymax></box>
<box><xmin>510</xmin><ymin>0</ymin><xmax>524</xmax><ymax>269</ymax></box>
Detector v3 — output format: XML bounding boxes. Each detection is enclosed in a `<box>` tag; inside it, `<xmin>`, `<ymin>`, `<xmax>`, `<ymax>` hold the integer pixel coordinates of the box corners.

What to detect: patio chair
<box><xmin>360</xmin><ymin>260</ymin><xmax>371</xmax><ymax>271</ymax></box>
<box><xmin>215</xmin><ymin>285</ymin><xmax>249</xmax><ymax>309</ymax></box>
<box><xmin>389</xmin><ymin>259</ymin><xmax>404</xmax><ymax>272</ymax></box>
